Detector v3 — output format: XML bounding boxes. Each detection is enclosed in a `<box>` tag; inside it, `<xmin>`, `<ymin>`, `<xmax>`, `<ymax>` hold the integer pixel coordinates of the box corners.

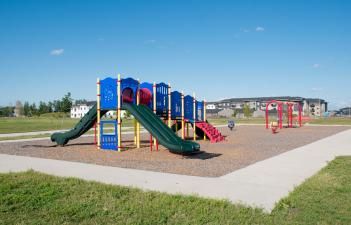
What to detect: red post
<box><xmin>280</xmin><ymin>104</ymin><xmax>283</xmax><ymax>128</ymax></box>
<box><xmin>299</xmin><ymin>103</ymin><xmax>302</xmax><ymax>127</ymax></box>
<box><xmin>150</xmin><ymin>134</ymin><xmax>153</xmax><ymax>152</ymax></box>
<box><xmin>156</xmin><ymin>139</ymin><xmax>159</xmax><ymax>151</ymax></box>
<box><xmin>288</xmin><ymin>104</ymin><xmax>293</xmax><ymax>128</ymax></box>
<box><xmin>265</xmin><ymin>103</ymin><xmax>269</xmax><ymax>129</ymax></box>
<box><xmin>278</xmin><ymin>103</ymin><xmax>283</xmax><ymax>129</ymax></box>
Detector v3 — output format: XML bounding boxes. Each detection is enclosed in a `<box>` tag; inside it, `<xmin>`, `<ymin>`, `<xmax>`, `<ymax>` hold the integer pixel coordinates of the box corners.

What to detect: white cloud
<box><xmin>144</xmin><ymin>39</ymin><xmax>156</xmax><ymax>44</ymax></box>
<box><xmin>242</xmin><ymin>29</ymin><xmax>250</xmax><ymax>33</ymax></box>
<box><xmin>311</xmin><ymin>87</ymin><xmax>323</xmax><ymax>92</ymax></box>
<box><xmin>50</xmin><ymin>49</ymin><xmax>64</xmax><ymax>56</ymax></box>
<box><xmin>256</xmin><ymin>26</ymin><xmax>265</xmax><ymax>32</ymax></box>
<box><xmin>312</xmin><ymin>63</ymin><xmax>320</xmax><ymax>68</ymax></box>
<box><xmin>233</xmin><ymin>34</ymin><xmax>240</xmax><ymax>39</ymax></box>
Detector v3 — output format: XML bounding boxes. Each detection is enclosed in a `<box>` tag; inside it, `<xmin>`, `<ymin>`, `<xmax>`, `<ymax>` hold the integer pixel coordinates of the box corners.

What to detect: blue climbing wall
<box><xmin>171</xmin><ymin>91</ymin><xmax>182</xmax><ymax>118</ymax></box>
<box><xmin>140</xmin><ymin>82</ymin><xmax>153</xmax><ymax>109</ymax></box>
<box><xmin>121</xmin><ymin>77</ymin><xmax>138</xmax><ymax>105</ymax></box>
<box><xmin>100</xmin><ymin>77</ymin><xmax>117</xmax><ymax>110</ymax></box>
<box><xmin>184</xmin><ymin>95</ymin><xmax>193</xmax><ymax>120</ymax></box>
<box><xmin>196</xmin><ymin>101</ymin><xmax>204</xmax><ymax>121</ymax></box>
<box><xmin>156</xmin><ymin>82</ymin><xmax>168</xmax><ymax>114</ymax></box>
<box><xmin>100</xmin><ymin>120</ymin><xmax>118</xmax><ymax>150</ymax></box>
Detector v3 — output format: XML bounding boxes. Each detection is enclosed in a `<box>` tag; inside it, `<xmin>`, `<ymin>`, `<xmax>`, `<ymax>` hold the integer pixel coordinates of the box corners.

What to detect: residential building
<box><xmin>70</xmin><ymin>101</ymin><xmax>127</xmax><ymax>119</ymax></box>
<box><xmin>206</xmin><ymin>96</ymin><xmax>328</xmax><ymax>118</ymax></box>
<box><xmin>70</xmin><ymin>101</ymin><xmax>95</xmax><ymax>119</ymax></box>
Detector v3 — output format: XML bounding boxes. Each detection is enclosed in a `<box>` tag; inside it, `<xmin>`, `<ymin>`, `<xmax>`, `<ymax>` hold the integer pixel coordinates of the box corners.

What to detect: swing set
<box><xmin>265</xmin><ymin>100</ymin><xmax>302</xmax><ymax>130</ymax></box>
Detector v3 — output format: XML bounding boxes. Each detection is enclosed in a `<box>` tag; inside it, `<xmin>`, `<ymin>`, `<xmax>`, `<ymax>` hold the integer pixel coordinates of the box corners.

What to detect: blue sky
<box><xmin>0</xmin><ymin>0</ymin><xmax>350</xmax><ymax>109</ymax></box>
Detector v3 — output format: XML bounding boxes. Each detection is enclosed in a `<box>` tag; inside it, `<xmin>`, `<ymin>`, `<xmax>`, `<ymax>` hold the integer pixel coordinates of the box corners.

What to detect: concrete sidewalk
<box><xmin>1</xmin><ymin>129</ymin><xmax>350</xmax><ymax>212</ymax></box>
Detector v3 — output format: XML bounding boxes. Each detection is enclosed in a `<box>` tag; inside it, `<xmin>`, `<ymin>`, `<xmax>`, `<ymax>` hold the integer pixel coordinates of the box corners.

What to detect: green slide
<box><xmin>122</xmin><ymin>103</ymin><xmax>200</xmax><ymax>154</ymax></box>
<box><xmin>51</xmin><ymin>104</ymin><xmax>108</xmax><ymax>146</ymax></box>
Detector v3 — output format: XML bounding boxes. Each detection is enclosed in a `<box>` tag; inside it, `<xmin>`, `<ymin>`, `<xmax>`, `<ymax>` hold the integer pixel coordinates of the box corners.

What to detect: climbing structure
<box><xmin>265</xmin><ymin>100</ymin><xmax>302</xmax><ymax>129</ymax></box>
<box><xmin>51</xmin><ymin>74</ymin><xmax>225</xmax><ymax>154</ymax></box>
<box><xmin>194</xmin><ymin>122</ymin><xmax>225</xmax><ymax>143</ymax></box>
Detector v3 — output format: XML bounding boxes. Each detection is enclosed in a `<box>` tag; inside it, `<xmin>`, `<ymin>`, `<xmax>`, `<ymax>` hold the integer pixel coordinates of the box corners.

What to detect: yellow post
<box><xmin>153</xmin><ymin>82</ymin><xmax>157</xmax><ymax>146</ymax></box>
<box><xmin>168</xmin><ymin>83</ymin><xmax>171</xmax><ymax>127</ymax></box>
<box><xmin>181</xmin><ymin>91</ymin><xmax>185</xmax><ymax>140</ymax></box>
<box><xmin>193</xmin><ymin>92</ymin><xmax>196</xmax><ymax>141</ymax></box>
<box><xmin>96</xmin><ymin>78</ymin><xmax>101</xmax><ymax>149</ymax></box>
<box><xmin>117</xmin><ymin>74</ymin><xmax>122</xmax><ymax>152</ymax></box>
<box><xmin>203</xmin><ymin>99</ymin><xmax>207</xmax><ymax>140</ymax></box>
<box><xmin>134</xmin><ymin>118</ymin><xmax>137</xmax><ymax>145</ymax></box>
<box><xmin>136</xmin><ymin>79</ymin><xmax>141</xmax><ymax>148</ymax></box>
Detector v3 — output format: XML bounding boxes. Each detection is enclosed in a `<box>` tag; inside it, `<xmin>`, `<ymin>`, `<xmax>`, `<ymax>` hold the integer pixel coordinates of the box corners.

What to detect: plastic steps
<box><xmin>195</xmin><ymin>122</ymin><xmax>225</xmax><ymax>143</ymax></box>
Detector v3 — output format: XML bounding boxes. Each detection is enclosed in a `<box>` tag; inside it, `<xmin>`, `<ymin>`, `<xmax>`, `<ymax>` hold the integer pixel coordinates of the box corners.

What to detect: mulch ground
<box><xmin>0</xmin><ymin>125</ymin><xmax>349</xmax><ymax>177</ymax></box>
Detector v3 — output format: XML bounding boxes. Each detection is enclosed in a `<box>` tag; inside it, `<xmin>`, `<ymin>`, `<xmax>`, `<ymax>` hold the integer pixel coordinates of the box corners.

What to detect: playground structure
<box><xmin>265</xmin><ymin>100</ymin><xmax>302</xmax><ymax>130</ymax></box>
<box><xmin>51</xmin><ymin>75</ymin><xmax>224</xmax><ymax>154</ymax></box>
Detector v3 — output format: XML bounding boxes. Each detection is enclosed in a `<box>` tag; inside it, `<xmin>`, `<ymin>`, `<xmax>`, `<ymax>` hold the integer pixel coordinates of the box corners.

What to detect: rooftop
<box><xmin>208</xmin><ymin>96</ymin><xmax>326</xmax><ymax>104</ymax></box>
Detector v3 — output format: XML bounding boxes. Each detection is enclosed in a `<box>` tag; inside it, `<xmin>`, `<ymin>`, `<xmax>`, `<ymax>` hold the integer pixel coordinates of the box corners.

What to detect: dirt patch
<box><xmin>0</xmin><ymin>125</ymin><xmax>348</xmax><ymax>177</ymax></box>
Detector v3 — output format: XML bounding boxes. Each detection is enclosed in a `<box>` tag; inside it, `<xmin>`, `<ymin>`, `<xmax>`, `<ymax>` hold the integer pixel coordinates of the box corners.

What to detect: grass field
<box><xmin>0</xmin><ymin>117</ymin><xmax>135</xmax><ymax>134</ymax></box>
<box><xmin>308</xmin><ymin>117</ymin><xmax>351</xmax><ymax>125</ymax></box>
<box><xmin>1</xmin><ymin>156</ymin><xmax>350</xmax><ymax>224</ymax></box>
<box><xmin>0</xmin><ymin>127</ymin><xmax>136</xmax><ymax>141</ymax></box>
<box><xmin>0</xmin><ymin>116</ymin><xmax>350</xmax><ymax>137</ymax></box>
<box><xmin>0</xmin><ymin>117</ymin><xmax>79</xmax><ymax>133</ymax></box>
<box><xmin>208</xmin><ymin>117</ymin><xmax>266</xmax><ymax>125</ymax></box>
<box><xmin>209</xmin><ymin>117</ymin><xmax>351</xmax><ymax>126</ymax></box>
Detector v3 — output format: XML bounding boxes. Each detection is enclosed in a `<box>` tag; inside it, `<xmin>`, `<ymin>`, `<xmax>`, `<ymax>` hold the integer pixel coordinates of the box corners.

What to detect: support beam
<box><xmin>96</xmin><ymin>78</ymin><xmax>101</xmax><ymax>149</ymax></box>
<box><xmin>117</xmin><ymin>74</ymin><xmax>122</xmax><ymax>151</ymax></box>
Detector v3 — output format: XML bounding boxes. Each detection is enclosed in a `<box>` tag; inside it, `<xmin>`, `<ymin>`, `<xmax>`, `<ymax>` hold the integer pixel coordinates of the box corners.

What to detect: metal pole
<box><xmin>96</xmin><ymin>78</ymin><xmax>101</xmax><ymax>149</ymax></box>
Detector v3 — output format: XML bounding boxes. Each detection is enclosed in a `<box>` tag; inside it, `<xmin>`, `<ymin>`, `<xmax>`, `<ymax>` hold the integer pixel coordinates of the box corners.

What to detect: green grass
<box><xmin>0</xmin><ymin>117</ymin><xmax>80</xmax><ymax>134</ymax></box>
<box><xmin>208</xmin><ymin>117</ymin><xmax>266</xmax><ymax>125</ymax></box>
<box><xmin>208</xmin><ymin>117</ymin><xmax>351</xmax><ymax>126</ymax></box>
<box><xmin>0</xmin><ymin>116</ymin><xmax>350</xmax><ymax>135</ymax></box>
<box><xmin>0</xmin><ymin>117</ymin><xmax>135</xmax><ymax>134</ymax></box>
<box><xmin>308</xmin><ymin>117</ymin><xmax>351</xmax><ymax>125</ymax></box>
<box><xmin>1</xmin><ymin>157</ymin><xmax>351</xmax><ymax>224</ymax></box>
<box><xmin>0</xmin><ymin>134</ymin><xmax>52</xmax><ymax>141</ymax></box>
<box><xmin>0</xmin><ymin>128</ymin><xmax>135</xmax><ymax>141</ymax></box>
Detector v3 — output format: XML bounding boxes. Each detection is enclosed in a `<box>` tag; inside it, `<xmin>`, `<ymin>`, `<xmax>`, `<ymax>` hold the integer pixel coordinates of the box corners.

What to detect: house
<box><xmin>218</xmin><ymin>108</ymin><xmax>234</xmax><ymax>118</ymax></box>
<box><xmin>339</xmin><ymin>107</ymin><xmax>351</xmax><ymax>117</ymax></box>
<box><xmin>70</xmin><ymin>101</ymin><xmax>127</xmax><ymax>119</ymax></box>
<box><xmin>206</xmin><ymin>96</ymin><xmax>328</xmax><ymax>118</ymax></box>
<box><xmin>70</xmin><ymin>101</ymin><xmax>95</xmax><ymax>118</ymax></box>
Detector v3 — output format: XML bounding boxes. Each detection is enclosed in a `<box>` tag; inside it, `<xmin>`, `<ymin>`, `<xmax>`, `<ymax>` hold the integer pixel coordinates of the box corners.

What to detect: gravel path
<box><xmin>0</xmin><ymin>125</ymin><xmax>348</xmax><ymax>177</ymax></box>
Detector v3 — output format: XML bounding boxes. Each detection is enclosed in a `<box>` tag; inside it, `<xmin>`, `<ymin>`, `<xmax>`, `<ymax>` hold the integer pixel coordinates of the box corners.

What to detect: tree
<box><xmin>38</xmin><ymin>101</ymin><xmax>48</xmax><ymax>115</ymax></box>
<box><xmin>124</xmin><ymin>110</ymin><xmax>132</xmax><ymax>119</ymax></box>
<box><xmin>53</xmin><ymin>100</ymin><xmax>61</xmax><ymax>112</ymax></box>
<box><xmin>75</xmin><ymin>99</ymin><xmax>88</xmax><ymax>105</ymax></box>
<box><xmin>30</xmin><ymin>103</ymin><xmax>38</xmax><ymax>116</ymax></box>
<box><xmin>243</xmin><ymin>103</ymin><xmax>252</xmax><ymax>118</ymax></box>
<box><xmin>61</xmin><ymin>92</ymin><xmax>73</xmax><ymax>113</ymax></box>
<box><xmin>47</xmin><ymin>101</ymin><xmax>54</xmax><ymax>113</ymax></box>
<box><xmin>14</xmin><ymin>100</ymin><xmax>24</xmax><ymax>117</ymax></box>
<box><xmin>0</xmin><ymin>107</ymin><xmax>14</xmax><ymax>117</ymax></box>
<box><xmin>232</xmin><ymin>109</ymin><xmax>239</xmax><ymax>118</ymax></box>
<box><xmin>23</xmin><ymin>102</ymin><xmax>30</xmax><ymax>116</ymax></box>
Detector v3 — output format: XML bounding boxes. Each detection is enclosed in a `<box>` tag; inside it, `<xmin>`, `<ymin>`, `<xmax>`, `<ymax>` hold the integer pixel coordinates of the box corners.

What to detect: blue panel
<box><xmin>101</xmin><ymin>135</ymin><xmax>118</xmax><ymax>150</ymax></box>
<box><xmin>184</xmin><ymin>95</ymin><xmax>193</xmax><ymax>120</ymax></box>
<box><xmin>140</xmin><ymin>82</ymin><xmax>153</xmax><ymax>109</ymax></box>
<box><xmin>121</xmin><ymin>77</ymin><xmax>139</xmax><ymax>104</ymax></box>
<box><xmin>100</xmin><ymin>77</ymin><xmax>117</xmax><ymax>110</ymax></box>
<box><xmin>100</xmin><ymin>120</ymin><xmax>118</xmax><ymax>150</ymax></box>
<box><xmin>156</xmin><ymin>82</ymin><xmax>169</xmax><ymax>114</ymax></box>
<box><xmin>171</xmin><ymin>91</ymin><xmax>182</xmax><ymax>118</ymax></box>
<box><xmin>196</xmin><ymin>101</ymin><xmax>204</xmax><ymax>121</ymax></box>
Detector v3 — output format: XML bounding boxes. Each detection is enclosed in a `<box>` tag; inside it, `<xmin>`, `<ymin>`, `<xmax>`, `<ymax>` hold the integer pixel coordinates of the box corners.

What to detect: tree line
<box><xmin>0</xmin><ymin>93</ymin><xmax>74</xmax><ymax>117</ymax></box>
